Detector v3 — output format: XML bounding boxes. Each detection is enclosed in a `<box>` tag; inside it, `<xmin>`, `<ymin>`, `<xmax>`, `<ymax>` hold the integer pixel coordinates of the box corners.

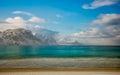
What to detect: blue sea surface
<box><xmin>0</xmin><ymin>46</ymin><xmax>120</xmax><ymax>58</ymax></box>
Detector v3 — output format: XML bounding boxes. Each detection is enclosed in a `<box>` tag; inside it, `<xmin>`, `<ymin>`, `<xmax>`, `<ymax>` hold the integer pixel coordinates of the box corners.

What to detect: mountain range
<box><xmin>0</xmin><ymin>28</ymin><xmax>81</xmax><ymax>46</ymax></box>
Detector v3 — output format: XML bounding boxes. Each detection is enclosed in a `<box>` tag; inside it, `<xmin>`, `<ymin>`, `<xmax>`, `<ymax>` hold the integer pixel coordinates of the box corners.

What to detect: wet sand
<box><xmin>0</xmin><ymin>58</ymin><xmax>120</xmax><ymax>70</ymax></box>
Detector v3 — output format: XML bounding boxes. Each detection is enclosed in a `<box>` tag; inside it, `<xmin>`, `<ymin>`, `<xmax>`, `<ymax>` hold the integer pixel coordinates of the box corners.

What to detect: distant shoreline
<box><xmin>0</xmin><ymin>45</ymin><xmax>120</xmax><ymax>47</ymax></box>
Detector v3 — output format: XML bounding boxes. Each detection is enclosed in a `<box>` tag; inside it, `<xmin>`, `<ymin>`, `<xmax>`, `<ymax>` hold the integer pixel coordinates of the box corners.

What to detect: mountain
<box><xmin>32</xmin><ymin>28</ymin><xmax>58</xmax><ymax>45</ymax></box>
<box><xmin>0</xmin><ymin>28</ymin><xmax>46</xmax><ymax>45</ymax></box>
<box><xmin>65</xmin><ymin>40</ymin><xmax>82</xmax><ymax>45</ymax></box>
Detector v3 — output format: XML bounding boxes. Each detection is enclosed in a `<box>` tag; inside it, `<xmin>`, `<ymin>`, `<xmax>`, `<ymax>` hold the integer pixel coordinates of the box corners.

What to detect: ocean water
<box><xmin>0</xmin><ymin>46</ymin><xmax>120</xmax><ymax>58</ymax></box>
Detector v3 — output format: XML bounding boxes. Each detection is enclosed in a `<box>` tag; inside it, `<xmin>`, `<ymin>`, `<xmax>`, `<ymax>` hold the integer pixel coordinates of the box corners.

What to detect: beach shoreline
<box><xmin>0</xmin><ymin>58</ymin><xmax>120</xmax><ymax>70</ymax></box>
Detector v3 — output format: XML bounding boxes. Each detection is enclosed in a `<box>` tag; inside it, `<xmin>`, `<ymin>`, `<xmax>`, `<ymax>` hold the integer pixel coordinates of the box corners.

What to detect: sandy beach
<box><xmin>0</xmin><ymin>72</ymin><xmax>120</xmax><ymax>75</ymax></box>
<box><xmin>0</xmin><ymin>58</ymin><xmax>120</xmax><ymax>70</ymax></box>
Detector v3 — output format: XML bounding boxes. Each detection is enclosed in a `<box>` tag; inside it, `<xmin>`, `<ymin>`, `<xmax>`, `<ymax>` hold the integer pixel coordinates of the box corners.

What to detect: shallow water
<box><xmin>0</xmin><ymin>46</ymin><xmax>120</xmax><ymax>58</ymax></box>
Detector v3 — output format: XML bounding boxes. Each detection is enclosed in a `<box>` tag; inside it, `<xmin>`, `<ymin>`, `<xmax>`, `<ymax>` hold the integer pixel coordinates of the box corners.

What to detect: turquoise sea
<box><xmin>0</xmin><ymin>46</ymin><xmax>120</xmax><ymax>59</ymax></box>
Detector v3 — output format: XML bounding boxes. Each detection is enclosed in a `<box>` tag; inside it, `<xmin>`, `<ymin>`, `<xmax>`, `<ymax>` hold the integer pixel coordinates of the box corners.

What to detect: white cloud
<box><xmin>0</xmin><ymin>16</ymin><xmax>26</xmax><ymax>31</ymax></box>
<box><xmin>55</xmin><ymin>35</ymin><xmax>78</xmax><ymax>45</ymax></box>
<box><xmin>6</xmin><ymin>16</ymin><xmax>25</xmax><ymax>24</ymax></box>
<box><xmin>56</xmin><ymin>14</ymin><xmax>63</xmax><ymax>18</ymax></box>
<box><xmin>5</xmin><ymin>16</ymin><xmax>26</xmax><ymax>28</ymax></box>
<box><xmin>28</xmin><ymin>16</ymin><xmax>46</xmax><ymax>23</ymax></box>
<box><xmin>77</xmin><ymin>37</ymin><xmax>118</xmax><ymax>45</ymax></box>
<box><xmin>72</xmin><ymin>28</ymin><xmax>105</xmax><ymax>38</ymax></box>
<box><xmin>92</xmin><ymin>14</ymin><xmax>120</xmax><ymax>25</ymax></box>
<box><xmin>13</xmin><ymin>11</ymin><xmax>34</xmax><ymax>16</ymax></box>
<box><xmin>82</xmin><ymin>0</ymin><xmax>119</xmax><ymax>9</ymax></box>
<box><xmin>103</xmin><ymin>25</ymin><xmax>120</xmax><ymax>36</ymax></box>
<box><xmin>72</xmin><ymin>25</ymin><xmax>120</xmax><ymax>45</ymax></box>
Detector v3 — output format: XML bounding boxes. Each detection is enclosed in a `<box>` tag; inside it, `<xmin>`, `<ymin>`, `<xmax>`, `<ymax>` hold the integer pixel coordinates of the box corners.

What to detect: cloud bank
<box><xmin>92</xmin><ymin>14</ymin><xmax>120</xmax><ymax>25</ymax></box>
<box><xmin>72</xmin><ymin>14</ymin><xmax>120</xmax><ymax>45</ymax></box>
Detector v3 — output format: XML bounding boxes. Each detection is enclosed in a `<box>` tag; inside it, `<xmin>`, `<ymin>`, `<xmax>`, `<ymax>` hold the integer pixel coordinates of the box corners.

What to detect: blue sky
<box><xmin>0</xmin><ymin>0</ymin><xmax>120</xmax><ymax>45</ymax></box>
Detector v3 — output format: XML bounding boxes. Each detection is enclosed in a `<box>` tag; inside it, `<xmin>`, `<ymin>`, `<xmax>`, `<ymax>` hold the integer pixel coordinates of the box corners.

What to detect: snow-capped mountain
<box><xmin>32</xmin><ymin>28</ymin><xmax>58</xmax><ymax>45</ymax></box>
<box><xmin>0</xmin><ymin>28</ymin><xmax>46</xmax><ymax>45</ymax></box>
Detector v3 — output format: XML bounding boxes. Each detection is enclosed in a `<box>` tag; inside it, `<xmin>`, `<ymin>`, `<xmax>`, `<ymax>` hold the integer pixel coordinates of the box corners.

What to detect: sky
<box><xmin>0</xmin><ymin>0</ymin><xmax>120</xmax><ymax>45</ymax></box>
